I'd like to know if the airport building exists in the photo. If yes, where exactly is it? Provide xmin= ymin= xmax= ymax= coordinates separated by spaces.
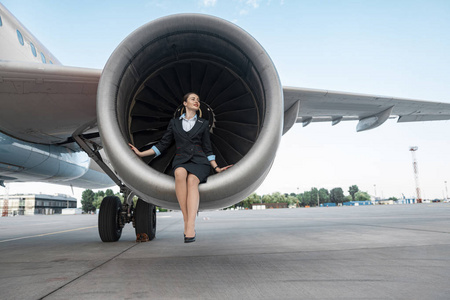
xmin=1 ymin=193 xmax=77 ymax=216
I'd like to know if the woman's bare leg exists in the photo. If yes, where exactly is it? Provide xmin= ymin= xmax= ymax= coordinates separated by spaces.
xmin=185 ymin=174 xmax=200 ymax=237
xmin=174 ymin=167 xmax=188 ymax=234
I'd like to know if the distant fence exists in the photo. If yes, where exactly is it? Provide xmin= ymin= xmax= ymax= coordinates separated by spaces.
xmin=320 ymin=203 xmax=337 ymax=207
xmin=343 ymin=201 xmax=372 ymax=206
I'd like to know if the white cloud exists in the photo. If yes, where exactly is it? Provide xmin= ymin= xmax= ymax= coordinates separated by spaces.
xmin=202 ymin=0 xmax=217 ymax=7
xmin=145 ymin=0 xmax=167 ymax=9
xmin=239 ymin=9 xmax=249 ymax=15
xmin=246 ymin=0 xmax=260 ymax=8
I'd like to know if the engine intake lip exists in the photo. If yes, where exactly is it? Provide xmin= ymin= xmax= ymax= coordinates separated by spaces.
xmin=97 ymin=14 xmax=283 ymax=210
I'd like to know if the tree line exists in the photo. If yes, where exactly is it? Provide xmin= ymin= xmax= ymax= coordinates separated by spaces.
xmin=230 ymin=185 xmax=372 ymax=209
xmin=81 ymin=189 xmax=117 ymax=213
xmin=81 ymin=189 xmax=169 ymax=213
xmin=81 ymin=185 xmax=371 ymax=212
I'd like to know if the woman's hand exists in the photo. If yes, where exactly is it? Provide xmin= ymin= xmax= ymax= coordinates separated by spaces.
xmin=129 ymin=143 xmax=143 ymax=157
xmin=129 ymin=144 xmax=156 ymax=158
xmin=215 ymin=165 xmax=233 ymax=173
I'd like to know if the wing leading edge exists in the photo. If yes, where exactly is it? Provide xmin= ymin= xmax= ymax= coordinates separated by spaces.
xmin=283 ymin=86 xmax=450 ymax=134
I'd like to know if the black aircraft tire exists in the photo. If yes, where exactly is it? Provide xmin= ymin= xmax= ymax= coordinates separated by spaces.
xmin=98 ymin=196 xmax=122 ymax=242
xmin=135 ymin=199 xmax=156 ymax=241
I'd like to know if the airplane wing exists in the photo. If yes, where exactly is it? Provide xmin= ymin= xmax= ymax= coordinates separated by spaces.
xmin=0 ymin=61 xmax=100 ymax=145
xmin=2 ymin=61 xmax=449 ymax=141
xmin=0 ymin=61 xmax=115 ymax=188
xmin=283 ymin=86 xmax=450 ymax=134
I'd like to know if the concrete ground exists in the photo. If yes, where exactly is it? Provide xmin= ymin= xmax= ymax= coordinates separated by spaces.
xmin=0 ymin=203 xmax=449 ymax=299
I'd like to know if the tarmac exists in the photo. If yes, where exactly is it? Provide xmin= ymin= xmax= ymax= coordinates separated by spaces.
xmin=1 ymin=203 xmax=450 ymax=299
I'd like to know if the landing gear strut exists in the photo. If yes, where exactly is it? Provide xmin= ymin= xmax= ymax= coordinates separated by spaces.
xmin=72 ymin=120 xmax=158 ymax=243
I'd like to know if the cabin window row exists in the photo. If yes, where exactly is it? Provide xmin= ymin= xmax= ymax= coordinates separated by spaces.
xmin=0 ymin=13 xmax=53 ymax=64
xmin=14 ymin=26 xmax=53 ymax=64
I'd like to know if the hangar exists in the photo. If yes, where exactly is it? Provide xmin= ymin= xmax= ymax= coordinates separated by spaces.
xmin=0 ymin=194 xmax=77 ymax=216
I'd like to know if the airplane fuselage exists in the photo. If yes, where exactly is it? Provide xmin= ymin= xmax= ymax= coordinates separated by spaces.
xmin=0 ymin=4 xmax=60 ymax=64
xmin=0 ymin=3 xmax=112 ymax=189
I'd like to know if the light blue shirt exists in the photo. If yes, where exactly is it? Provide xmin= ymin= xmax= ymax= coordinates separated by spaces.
xmin=180 ymin=113 xmax=197 ymax=132
xmin=151 ymin=114 xmax=216 ymax=161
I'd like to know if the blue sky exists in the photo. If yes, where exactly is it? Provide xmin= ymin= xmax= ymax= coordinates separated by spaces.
xmin=2 ymin=0 xmax=450 ymax=200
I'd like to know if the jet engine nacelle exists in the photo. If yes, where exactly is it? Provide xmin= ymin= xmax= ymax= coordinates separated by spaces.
xmin=97 ymin=14 xmax=283 ymax=210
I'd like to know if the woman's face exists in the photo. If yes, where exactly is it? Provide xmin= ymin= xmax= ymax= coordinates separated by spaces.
xmin=184 ymin=93 xmax=200 ymax=111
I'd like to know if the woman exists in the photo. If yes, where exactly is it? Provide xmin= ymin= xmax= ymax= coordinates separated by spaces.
xmin=129 ymin=92 xmax=232 ymax=243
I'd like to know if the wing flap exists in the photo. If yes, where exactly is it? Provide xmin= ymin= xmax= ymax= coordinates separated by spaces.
xmin=398 ymin=114 xmax=450 ymax=122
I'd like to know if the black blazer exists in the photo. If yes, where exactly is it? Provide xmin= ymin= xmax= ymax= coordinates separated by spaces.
xmin=153 ymin=117 xmax=214 ymax=168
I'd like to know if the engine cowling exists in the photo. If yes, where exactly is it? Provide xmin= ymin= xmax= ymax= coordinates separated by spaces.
xmin=97 ymin=14 xmax=283 ymax=210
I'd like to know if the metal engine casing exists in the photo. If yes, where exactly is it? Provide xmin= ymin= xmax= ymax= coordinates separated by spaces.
xmin=97 ymin=14 xmax=283 ymax=210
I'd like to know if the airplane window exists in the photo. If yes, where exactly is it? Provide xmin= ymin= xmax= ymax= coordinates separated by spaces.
xmin=30 ymin=43 xmax=37 ymax=57
xmin=17 ymin=30 xmax=24 ymax=45
xmin=0 ymin=15 xmax=3 ymax=26
xmin=40 ymin=52 xmax=46 ymax=63
xmin=49 ymin=61 xmax=53 ymax=64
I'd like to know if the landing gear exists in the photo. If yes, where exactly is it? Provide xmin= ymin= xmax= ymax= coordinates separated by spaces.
xmin=134 ymin=199 xmax=156 ymax=241
xmin=98 ymin=196 xmax=123 ymax=242
xmin=72 ymin=121 xmax=158 ymax=242
xmin=97 ymin=195 xmax=157 ymax=242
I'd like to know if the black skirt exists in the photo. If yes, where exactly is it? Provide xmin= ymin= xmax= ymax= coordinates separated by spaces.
xmin=173 ymin=162 xmax=211 ymax=183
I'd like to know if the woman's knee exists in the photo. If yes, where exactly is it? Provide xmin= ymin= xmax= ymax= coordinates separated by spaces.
xmin=187 ymin=174 xmax=200 ymax=187
xmin=174 ymin=167 xmax=188 ymax=180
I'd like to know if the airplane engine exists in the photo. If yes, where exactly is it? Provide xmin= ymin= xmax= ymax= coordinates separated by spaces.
xmin=97 ymin=14 xmax=283 ymax=210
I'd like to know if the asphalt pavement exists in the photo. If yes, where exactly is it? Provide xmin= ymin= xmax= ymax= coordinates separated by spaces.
xmin=1 ymin=203 xmax=450 ymax=299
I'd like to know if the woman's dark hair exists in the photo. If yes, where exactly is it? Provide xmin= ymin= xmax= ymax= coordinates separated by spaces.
xmin=183 ymin=92 xmax=199 ymax=104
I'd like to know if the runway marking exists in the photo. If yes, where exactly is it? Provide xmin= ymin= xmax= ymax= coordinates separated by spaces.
xmin=0 ymin=226 xmax=97 ymax=243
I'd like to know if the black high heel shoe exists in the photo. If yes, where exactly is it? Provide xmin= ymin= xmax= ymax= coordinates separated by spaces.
xmin=184 ymin=233 xmax=196 ymax=243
